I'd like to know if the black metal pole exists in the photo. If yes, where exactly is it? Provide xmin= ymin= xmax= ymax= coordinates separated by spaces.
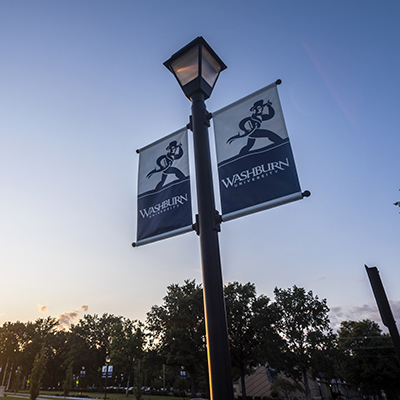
xmin=191 ymin=91 xmax=234 ymax=400
xmin=104 ymin=366 xmax=108 ymax=400
xmin=365 ymin=265 xmax=400 ymax=364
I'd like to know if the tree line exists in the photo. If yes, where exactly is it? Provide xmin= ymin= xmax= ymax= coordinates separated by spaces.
xmin=1 ymin=281 xmax=399 ymax=400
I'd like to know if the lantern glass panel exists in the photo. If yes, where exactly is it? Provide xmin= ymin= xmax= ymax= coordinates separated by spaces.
xmin=170 ymin=45 xmax=199 ymax=87
xmin=201 ymin=45 xmax=221 ymax=88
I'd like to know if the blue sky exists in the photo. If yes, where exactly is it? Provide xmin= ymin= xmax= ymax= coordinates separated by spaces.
xmin=1 ymin=0 xmax=399 ymax=331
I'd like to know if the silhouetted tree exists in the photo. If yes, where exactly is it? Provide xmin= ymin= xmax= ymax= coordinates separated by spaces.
xmin=110 ymin=319 xmax=145 ymax=397
xmin=63 ymin=362 xmax=73 ymax=396
xmin=271 ymin=377 xmax=301 ymax=400
xmin=338 ymin=319 xmax=400 ymax=399
xmin=12 ymin=366 xmax=23 ymax=393
xmin=146 ymin=280 xmax=206 ymax=396
xmin=270 ymin=285 xmax=336 ymax=400
xmin=69 ymin=313 xmax=122 ymax=389
xmin=225 ymin=282 xmax=280 ymax=400
xmin=30 ymin=345 xmax=47 ymax=400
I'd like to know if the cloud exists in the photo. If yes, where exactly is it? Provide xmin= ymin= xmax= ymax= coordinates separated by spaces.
xmin=57 ymin=311 xmax=79 ymax=329
xmin=312 ymin=276 xmax=326 ymax=282
xmin=391 ymin=301 xmax=400 ymax=321
xmin=57 ymin=305 xmax=89 ymax=329
xmin=38 ymin=304 xmax=48 ymax=313
xmin=330 ymin=306 xmax=343 ymax=317
xmin=329 ymin=301 xmax=400 ymax=333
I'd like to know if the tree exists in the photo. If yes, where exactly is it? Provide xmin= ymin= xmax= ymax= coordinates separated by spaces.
xmin=338 ymin=319 xmax=400 ymax=399
xmin=270 ymin=377 xmax=301 ymax=400
xmin=224 ymin=282 xmax=279 ymax=399
xmin=132 ymin=359 xmax=144 ymax=400
xmin=109 ymin=318 xmax=146 ymax=397
xmin=12 ymin=366 xmax=23 ymax=393
xmin=21 ymin=317 xmax=59 ymax=383
xmin=0 ymin=317 xmax=60 ymax=390
xmin=146 ymin=280 xmax=207 ymax=396
xmin=0 ymin=321 xmax=26 ymax=387
xmin=0 ymin=319 xmax=46 ymax=385
xmin=63 ymin=362 xmax=73 ymax=396
xmin=69 ymin=313 xmax=122 ymax=390
xmin=30 ymin=345 xmax=47 ymax=400
xmin=0 ymin=321 xmax=25 ymax=368
xmin=270 ymin=286 xmax=336 ymax=400
xmin=41 ymin=328 xmax=70 ymax=390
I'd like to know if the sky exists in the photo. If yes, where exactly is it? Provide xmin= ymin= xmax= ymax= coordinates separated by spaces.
xmin=1 ymin=0 xmax=399 ymax=332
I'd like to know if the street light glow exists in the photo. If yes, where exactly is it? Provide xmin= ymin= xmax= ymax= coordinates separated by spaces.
xmin=164 ymin=36 xmax=226 ymax=100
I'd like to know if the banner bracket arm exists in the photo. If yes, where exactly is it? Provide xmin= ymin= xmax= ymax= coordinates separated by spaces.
xmin=213 ymin=210 xmax=222 ymax=232
xmin=193 ymin=211 xmax=221 ymax=234
xmin=193 ymin=214 xmax=200 ymax=235
xmin=187 ymin=116 xmax=193 ymax=131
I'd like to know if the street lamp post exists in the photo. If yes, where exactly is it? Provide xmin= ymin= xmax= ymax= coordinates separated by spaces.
xmin=104 ymin=356 xmax=111 ymax=400
xmin=80 ymin=366 xmax=85 ymax=392
xmin=164 ymin=37 xmax=233 ymax=400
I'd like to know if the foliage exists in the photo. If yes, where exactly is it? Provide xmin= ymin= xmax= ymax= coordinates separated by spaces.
xmin=0 ymin=316 xmax=59 ymax=384
xmin=224 ymin=282 xmax=279 ymax=399
xmin=30 ymin=345 xmax=47 ymax=400
xmin=5 ymin=281 xmax=400 ymax=400
xmin=133 ymin=359 xmax=144 ymax=400
xmin=173 ymin=372 xmax=190 ymax=393
xmin=0 ymin=321 xmax=26 ymax=368
xmin=68 ymin=313 xmax=123 ymax=389
xmin=63 ymin=362 xmax=73 ymax=396
xmin=146 ymin=279 xmax=206 ymax=396
xmin=42 ymin=328 xmax=70 ymax=389
xmin=338 ymin=319 xmax=400 ymax=399
xmin=12 ymin=366 xmax=23 ymax=393
xmin=270 ymin=377 xmax=300 ymax=400
xmin=270 ymin=285 xmax=336 ymax=400
xmin=110 ymin=319 xmax=145 ymax=397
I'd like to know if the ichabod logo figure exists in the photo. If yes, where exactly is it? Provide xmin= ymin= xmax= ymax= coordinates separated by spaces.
xmin=146 ymin=140 xmax=186 ymax=190
xmin=227 ymin=99 xmax=283 ymax=156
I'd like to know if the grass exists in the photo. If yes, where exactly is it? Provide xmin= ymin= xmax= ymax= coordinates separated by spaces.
xmin=3 ymin=391 xmax=187 ymax=400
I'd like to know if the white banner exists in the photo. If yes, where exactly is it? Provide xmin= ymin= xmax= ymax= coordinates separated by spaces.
xmin=135 ymin=128 xmax=192 ymax=246
xmin=213 ymin=82 xmax=303 ymax=221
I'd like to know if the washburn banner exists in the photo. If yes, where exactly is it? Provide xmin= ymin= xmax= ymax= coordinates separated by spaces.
xmin=135 ymin=128 xmax=192 ymax=246
xmin=213 ymin=81 xmax=303 ymax=221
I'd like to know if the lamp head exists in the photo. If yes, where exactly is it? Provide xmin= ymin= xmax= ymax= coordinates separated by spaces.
xmin=164 ymin=36 xmax=227 ymax=100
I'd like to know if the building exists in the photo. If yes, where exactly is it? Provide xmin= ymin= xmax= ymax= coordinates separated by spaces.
xmin=234 ymin=365 xmax=358 ymax=400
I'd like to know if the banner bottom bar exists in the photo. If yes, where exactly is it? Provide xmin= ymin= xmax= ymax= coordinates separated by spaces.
xmin=221 ymin=192 xmax=304 ymax=222
xmin=133 ymin=224 xmax=193 ymax=247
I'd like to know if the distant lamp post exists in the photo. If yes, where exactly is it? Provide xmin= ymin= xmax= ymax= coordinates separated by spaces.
xmin=104 ymin=356 xmax=111 ymax=400
xmin=164 ymin=37 xmax=233 ymax=400
xmin=80 ymin=366 xmax=85 ymax=392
